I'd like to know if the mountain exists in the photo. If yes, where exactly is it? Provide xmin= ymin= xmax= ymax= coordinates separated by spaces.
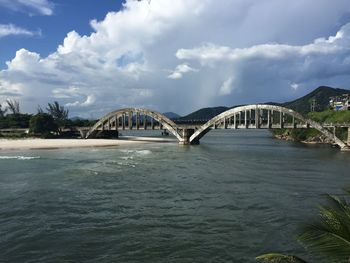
xmin=179 ymin=106 xmax=229 ymax=120
xmin=282 ymin=86 xmax=350 ymax=113
xmin=163 ymin=112 xmax=181 ymax=120
xmin=70 ymin=116 xmax=85 ymax=121
xmin=171 ymin=86 xmax=350 ymax=122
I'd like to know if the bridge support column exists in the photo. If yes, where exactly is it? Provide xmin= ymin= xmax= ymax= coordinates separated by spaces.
xmin=249 ymin=109 xmax=252 ymax=127
xmin=348 ymin=127 xmax=350 ymax=146
xmin=179 ymin=128 xmax=199 ymax=145
xmin=271 ymin=110 xmax=274 ymax=127
xmin=279 ymin=112 xmax=284 ymax=128
xmin=128 ymin=112 xmax=133 ymax=130
xmin=143 ymin=115 xmax=147 ymax=130
xmin=79 ymin=130 xmax=88 ymax=138
xmin=292 ymin=116 xmax=296 ymax=128
xmin=136 ymin=112 xmax=140 ymax=130
xmin=255 ymin=108 xmax=260 ymax=128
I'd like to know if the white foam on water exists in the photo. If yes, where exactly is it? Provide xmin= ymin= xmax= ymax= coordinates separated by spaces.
xmin=0 ymin=156 xmax=40 ymax=160
xmin=135 ymin=150 xmax=152 ymax=155
xmin=120 ymin=156 xmax=134 ymax=160
xmin=117 ymin=162 xmax=136 ymax=168
xmin=119 ymin=149 xmax=152 ymax=155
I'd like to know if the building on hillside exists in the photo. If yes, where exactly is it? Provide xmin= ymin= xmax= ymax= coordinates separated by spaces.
xmin=329 ymin=94 xmax=350 ymax=111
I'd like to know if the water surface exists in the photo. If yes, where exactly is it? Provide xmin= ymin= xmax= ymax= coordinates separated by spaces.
xmin=1 ymin=130 xmax=349 ymax=262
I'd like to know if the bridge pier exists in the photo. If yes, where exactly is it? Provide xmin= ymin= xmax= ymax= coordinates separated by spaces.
xmin=179 ymin=128 xmax=199 ymax=145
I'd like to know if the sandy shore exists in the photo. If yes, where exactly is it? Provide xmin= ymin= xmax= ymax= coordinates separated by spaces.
xmin=0 ymin=137 xmax=175 ymax=150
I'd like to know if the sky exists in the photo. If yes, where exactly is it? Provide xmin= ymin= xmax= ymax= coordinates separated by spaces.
xmin=1 ymin=0 xmax=350 ymax=118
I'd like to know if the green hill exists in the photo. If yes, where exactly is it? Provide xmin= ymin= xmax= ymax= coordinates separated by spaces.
xmin=177 ymin=86 xmax=350 ymax=121
xmin=179 ymin=106 xmax=229 ymax=120
xmin=163 ymin=112 xmax=181 ymax=120
xmin=282 ymin=86 xmax=350 ymax=113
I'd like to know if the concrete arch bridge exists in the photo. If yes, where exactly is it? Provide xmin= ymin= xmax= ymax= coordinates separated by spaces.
xmin=84 ymin=105 xmax=350 ymax=150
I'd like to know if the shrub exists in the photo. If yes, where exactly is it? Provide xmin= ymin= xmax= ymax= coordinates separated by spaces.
xmin=29 ymin=113 xmax=58 ymax=136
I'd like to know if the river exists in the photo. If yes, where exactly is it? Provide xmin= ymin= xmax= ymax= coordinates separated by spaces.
xmin=1 ymin=130 xmax=349 ymax=262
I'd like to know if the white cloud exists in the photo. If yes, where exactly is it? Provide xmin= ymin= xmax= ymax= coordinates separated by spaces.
xmin=175 ymin=32 xmax=347 ymax=64
xmin=0 ymin=0 xmax=54 ymax=15
xmin=168 ymin=63 xmax=198 ymax=79
xmin=0 ymin=80 xmax=23 ymax=96
xmin=52 ymin=86 xmax=81 ymax=99
xmin=65 ymin=95 xmax=96 ymax=108
xmin=219 ymin=77 xmax=235 ymax=95
xmin=0 ymin=24 xmax=40 ymax=38
xmin=1 ymin=0 xmax=350 ymax=117
xmin=290 ymin=83 xmax=299 ymax=90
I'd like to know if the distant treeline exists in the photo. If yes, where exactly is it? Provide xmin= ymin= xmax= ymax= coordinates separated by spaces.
xmin=0 ymin=100 xmax=96 ymax=137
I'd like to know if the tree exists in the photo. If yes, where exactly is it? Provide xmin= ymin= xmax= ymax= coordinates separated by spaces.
xmin=37 ymin=105 xmax=44 ymax=114
xmin=6 ymin=99 xmax=20 ymax=115
xmin=0 ymin=104 xmax=7 ymax=117
xmin=46 ymin=101 xmax=69 ymax=132
xmin=29 ymin=113 xmax=57 ymax=137
xmin=256 ymin=190 xmax=350 ymax=263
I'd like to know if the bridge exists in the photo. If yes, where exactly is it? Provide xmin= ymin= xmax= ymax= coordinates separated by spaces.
xmin=83 ymin=104 xmax=350 ymax=150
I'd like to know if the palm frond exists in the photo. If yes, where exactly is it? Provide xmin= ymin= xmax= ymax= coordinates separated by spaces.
xmin=256 ymin=253 xmax=308 ymax=263
xmin=6 ymin=99 xmax=20 ymax=114
xmin=298 ymin=192 xmax=350 ymax=262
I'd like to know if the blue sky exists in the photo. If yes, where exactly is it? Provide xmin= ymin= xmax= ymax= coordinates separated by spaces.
xmin=1 ymin=0 xmax=350 ymax=117
xmin=0 ymin=0 xmax=122 ymax=68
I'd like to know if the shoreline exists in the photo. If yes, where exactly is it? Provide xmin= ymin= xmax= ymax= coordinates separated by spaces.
xmin=0 ymin=137 xmax=176 ymax=150
xmin=274 ymin=134 xmax=338 ymax=147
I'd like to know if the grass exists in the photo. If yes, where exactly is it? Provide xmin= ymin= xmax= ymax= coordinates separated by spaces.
xmin=307 ymin=110 xmax=350 ymax=124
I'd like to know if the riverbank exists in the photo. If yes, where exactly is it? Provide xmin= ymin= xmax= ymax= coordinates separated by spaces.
xmin=272 ymin=128 xmax=336 ymax=146
xmin=273 ymin=133 xmax=334 ymax=145
xmin=0 ymin=137 xmax=175 ymax=150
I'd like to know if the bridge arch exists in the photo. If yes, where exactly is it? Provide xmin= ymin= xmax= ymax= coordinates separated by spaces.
xmin=85 ymin=108 xmax=183 ymax=141
xmin=189 ymin=104 xmax=347 ymax=149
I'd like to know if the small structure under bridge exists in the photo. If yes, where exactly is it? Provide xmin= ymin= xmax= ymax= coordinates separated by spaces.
xmin=81 ymin=104 xmax=350 ymax=151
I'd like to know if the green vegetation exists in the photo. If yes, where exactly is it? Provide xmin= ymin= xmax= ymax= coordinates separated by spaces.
xmin=283 ymin=86 xmax=350 ymax=114
xmin=46 ymin=101 xmax=69 ymax=133
xmin=308 ymin=110 xmax=350 ymax=124
xmin=273 ymin=109 xmax=350 ymax=143
xmin=180 ymin=106 xmax=229 ymax=120
xmin=256 ymin=189 xmax=350 ymax=263
xmin=0 ymin=100 xmax=31 ymax=129
xmin=163 ymin=112 xmax=181 ymax=119
xmin=0 ymin=113 xmax=32 ymax=129
xmin=6 ymin=99 xmax=20 ymax=115
xmin=0 ymin=100 xmax=95 ymax=138
xmin=29 ymin=113 xmax=58 ymax=138
xmin=0 ymin=103 xmax=7 ymax=117
xmin=273 ymin=128 xmax=322 ymax=142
